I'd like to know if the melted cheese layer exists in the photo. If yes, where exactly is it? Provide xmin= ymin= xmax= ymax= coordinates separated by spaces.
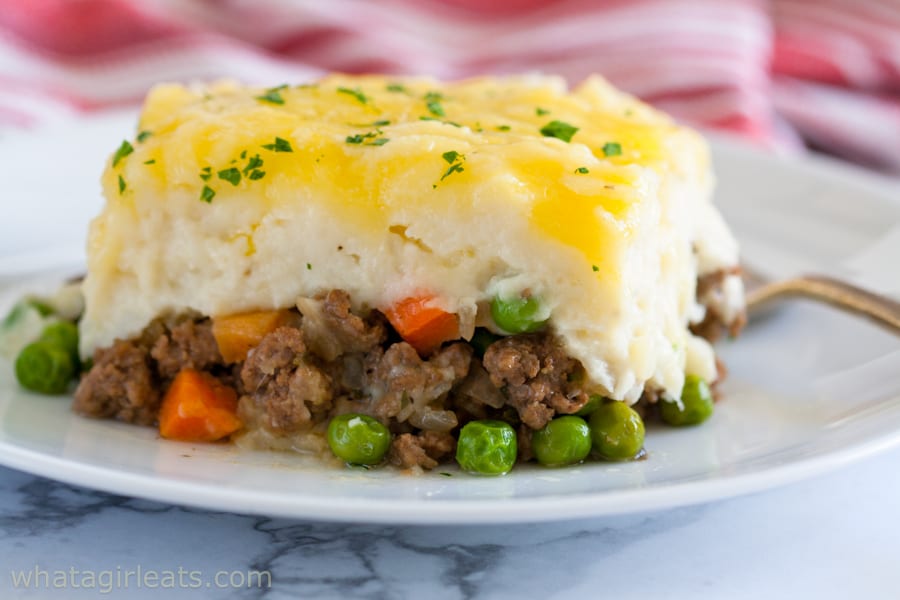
xmin=80 ymin=74 xmax=743 ymax=401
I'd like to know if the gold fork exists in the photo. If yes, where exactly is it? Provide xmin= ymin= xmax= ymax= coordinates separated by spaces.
xmin=743 ymin=268 xmax=900 ymax=334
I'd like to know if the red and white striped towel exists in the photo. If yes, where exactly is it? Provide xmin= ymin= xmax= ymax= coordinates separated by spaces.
xmin=1 ymin=0 xmax=898 ymax=172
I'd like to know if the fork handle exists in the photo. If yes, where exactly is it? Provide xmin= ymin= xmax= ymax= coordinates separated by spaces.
xmin=746 ymin=274 xmax=900 ymax=334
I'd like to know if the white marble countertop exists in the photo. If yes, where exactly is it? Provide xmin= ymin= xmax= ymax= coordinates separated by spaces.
xmin=1 ymin=446 xmax=898 ymax=599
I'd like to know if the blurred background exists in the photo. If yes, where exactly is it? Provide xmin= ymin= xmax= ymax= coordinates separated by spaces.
xmin=0 ymin=0 xmax=898 ymax=174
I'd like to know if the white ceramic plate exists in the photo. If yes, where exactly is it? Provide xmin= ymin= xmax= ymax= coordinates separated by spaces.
xmin=1 ymin=115 xmax=899 ymax=524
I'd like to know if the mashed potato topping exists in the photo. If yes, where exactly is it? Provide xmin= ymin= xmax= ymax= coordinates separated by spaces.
xmin=80 ymin=74 xmax=743 ymax=402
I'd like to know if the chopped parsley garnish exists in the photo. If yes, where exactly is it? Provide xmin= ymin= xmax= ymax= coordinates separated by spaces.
xmin=143 ymin=159 xmax=156 ymax=165
xmin=242 ymin=154 xmax=263 ymax=175
xmin=592 ymin=264 xmax=600 ymax=272
xmin=237 ymin=152 xmax=266 ymax=179
xmin=200 ymin=185 xmax=215 ymax=203
xmin=200 ymin=166 xmax=212 ymax=181
xmin=217 ymin=167 xmax=241 ymax=186
xmin=536 ymin=107 xmax=550 ymax=116
xmin=386 ymin=83 xmax=407 ymax=93
xmin=438 ymin=150 xmax=466 ymax=183
xmin=112 ymin=140 xmax=134 ymax=167
xmin=256 ymin=85 xmax=286 ymax=105
xmin=439 ymin=472 xmax=453 ymax=477
xmin=337 ymin=86 xmax=369 ymax=104
xmin=575 ymin=167 xmax=589 ymax=174
xmin=136 ymin=130 xmax=153 ymax=143
xmin=441 ymin=163 xmax=465 ymax=181
xmin=602 ymin=142 xmax=622 ymax=157
xmin=346 ymin=119 xmax=391 ymax=129
xmin=424 ymin=91 xmax=445 ymax=117
xmin=117 ymin=175 xmax=126 ymax=194
xmin=419 ymin=116 xmax=461 ymax=127
xmin=496 ymin=124 xmax=511 ymax=132
xmin=540 ymin=120 xmax=579 ymax=143
xmin=306 ymin=263 xmax=312 ymax=270
xmin=346 ymin=130 xmax=388 ymax=146
xmin=262 ymin=137 xmax=293 ymax=152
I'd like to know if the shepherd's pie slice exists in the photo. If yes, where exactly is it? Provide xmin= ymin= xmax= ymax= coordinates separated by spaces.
xmin=75 ymin=74 xmax=745 ymax=458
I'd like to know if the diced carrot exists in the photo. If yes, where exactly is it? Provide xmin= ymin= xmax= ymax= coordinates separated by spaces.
xmin=158 ymin=369 xmax=242 ymax=442
xmin=211 ymin=309 xmax=293 ymax=363
xmin=384 ymin=295 xmax=460 ymax=356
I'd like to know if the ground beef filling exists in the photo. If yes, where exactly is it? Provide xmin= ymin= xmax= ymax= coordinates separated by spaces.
xmin=73 ymin=316 xmax=224 ymax=425
xmin=74 ymin=275 xmax=742 ymax=469
xmin=691 ymin=266 xmax=747 ymax=342
xmin=482 ymin=334 xmax=590 ymax=430
xmin=239 ymin=326 xmax=334 ymax=434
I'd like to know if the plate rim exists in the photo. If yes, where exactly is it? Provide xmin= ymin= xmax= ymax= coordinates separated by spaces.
xmin=1 ymin=424 xmax=899 ymax=524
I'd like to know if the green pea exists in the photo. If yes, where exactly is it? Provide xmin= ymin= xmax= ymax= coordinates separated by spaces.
xmin=575 ymin=394 xmax=603 ymax=416
xmin=589 ymin=401 xmax=645 ymax=460
xmin=40 ymin=321 xmax=79 ymax=362
xmin=660 ymin=375 xmax=714 ymax=426
xmin=327 ymin=413 xmax=392 ymax=465
xmin=490 ymin=295 xmax=548 ymax=334
xmin=15 ymin=341 xmax=76 ymax=395
xmin=456 ymin=419 xmax=517 ymax=475
xmin=469 ymin=328 xmax=501 ymax=357
xmin=532 ymin=416 xmax=592 ymax=467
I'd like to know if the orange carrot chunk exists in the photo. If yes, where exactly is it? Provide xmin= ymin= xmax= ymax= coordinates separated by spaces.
xmin=211 ymin=309 xmax=292 ymax=363
xmin=158 ymin=369 xmax=242 ymax=442
xmin=384 ymin=295 xmax=460 ymax=356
